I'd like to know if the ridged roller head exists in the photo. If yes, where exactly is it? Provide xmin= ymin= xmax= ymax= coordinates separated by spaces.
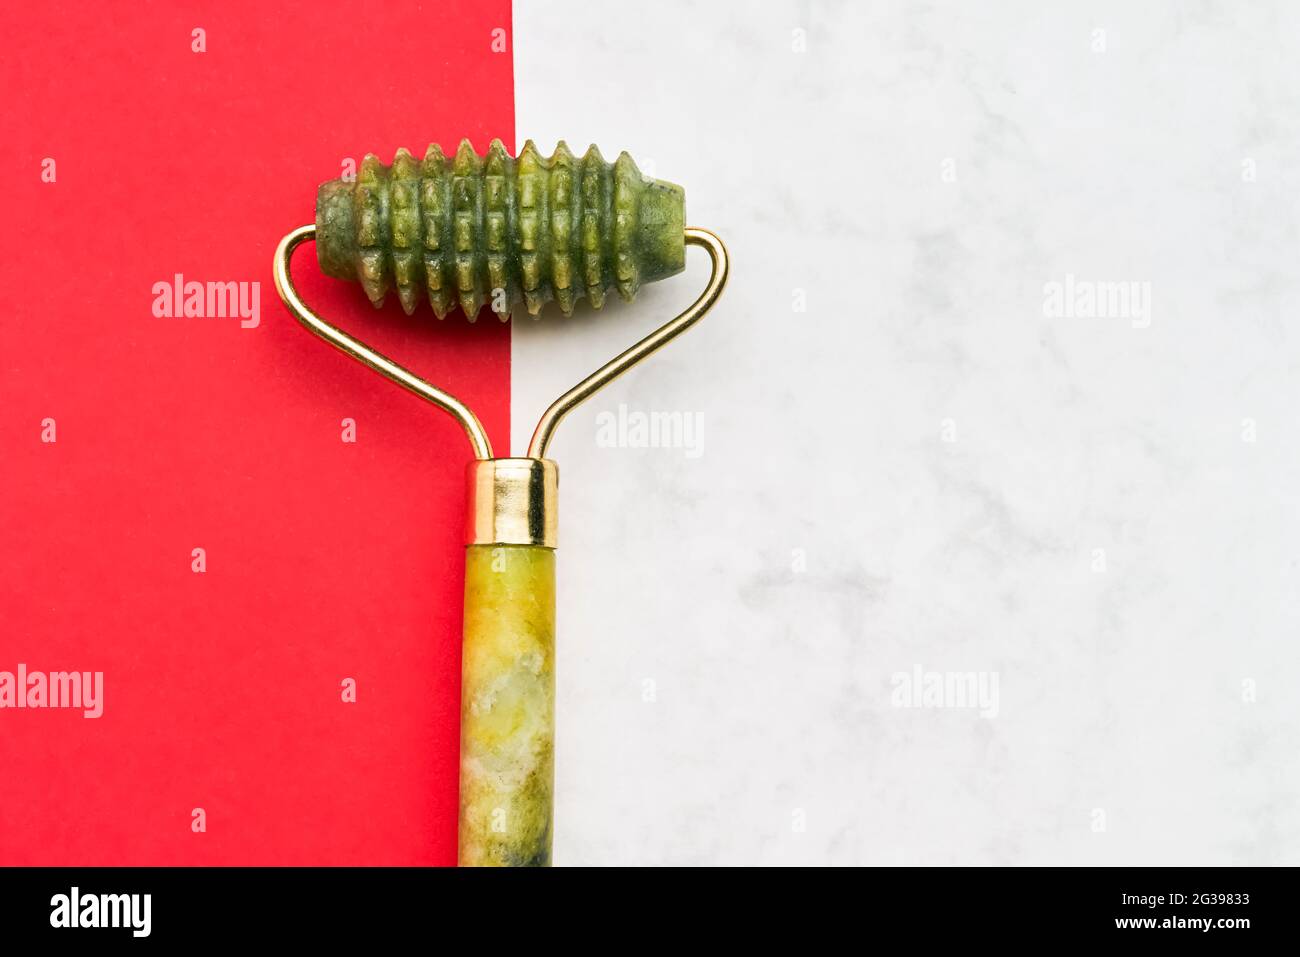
xmin=315 ymin=138 xmax=686 ymax=319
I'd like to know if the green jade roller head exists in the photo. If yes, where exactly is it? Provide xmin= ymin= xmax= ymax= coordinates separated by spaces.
xmin=272 ymin=138 xmax=729 ymax=867
xmin=314 ymin=138 xmax=687 ymax=319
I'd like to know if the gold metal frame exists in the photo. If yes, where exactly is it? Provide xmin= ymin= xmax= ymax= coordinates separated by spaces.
xmin=273 ymin=225 xmax=728 ymax=545
xmin=272 ymin=225 xmax=728 ymax=462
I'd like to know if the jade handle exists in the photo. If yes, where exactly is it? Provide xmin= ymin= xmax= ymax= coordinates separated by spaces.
xmin=457 ymin=543 xmax=556 ymax=866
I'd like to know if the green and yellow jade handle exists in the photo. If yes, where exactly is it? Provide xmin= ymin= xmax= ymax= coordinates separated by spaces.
xmin=271 ymin=140 xmax=729 ymax=866
xmin=459 ymin=459 xmax=558 ymax=866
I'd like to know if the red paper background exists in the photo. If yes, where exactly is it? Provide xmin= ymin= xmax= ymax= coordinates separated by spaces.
xmin=0 ymin=0 xmax=513 ymax=864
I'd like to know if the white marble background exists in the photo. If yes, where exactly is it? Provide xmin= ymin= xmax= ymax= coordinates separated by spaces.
xmin=511 ymin=0 xmax=1300 ymax=865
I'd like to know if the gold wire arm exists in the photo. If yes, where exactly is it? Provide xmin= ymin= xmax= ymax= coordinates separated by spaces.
xmin=273 ymin=225 xmax=494 ymax=460
xmin=526 ymin=227 xmax=730 ymax=459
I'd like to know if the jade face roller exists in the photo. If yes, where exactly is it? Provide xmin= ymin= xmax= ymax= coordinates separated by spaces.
xmin=272 ymin=139 xmax=728 ymax=866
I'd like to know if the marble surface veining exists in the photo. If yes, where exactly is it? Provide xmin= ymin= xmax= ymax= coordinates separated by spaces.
xmin=512 ymin=0 xmax=1300 ymax=865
